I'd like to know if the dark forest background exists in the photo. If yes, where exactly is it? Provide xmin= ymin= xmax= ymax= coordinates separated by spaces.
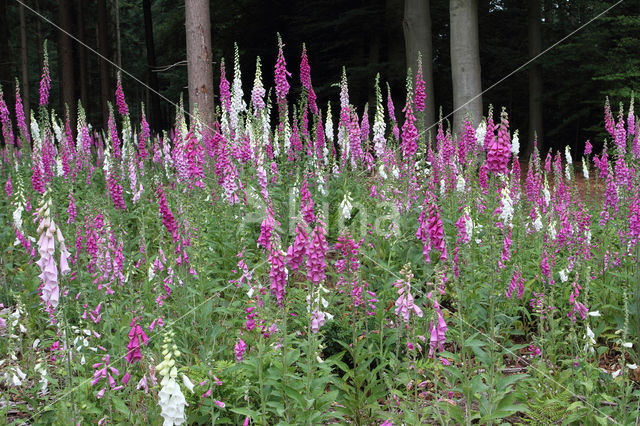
xmin=1 ymin=0 xmax=638 ymax=155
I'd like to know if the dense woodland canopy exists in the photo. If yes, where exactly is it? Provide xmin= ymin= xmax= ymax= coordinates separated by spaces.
xmin=1 ymin=0 xmax=639 ymax=154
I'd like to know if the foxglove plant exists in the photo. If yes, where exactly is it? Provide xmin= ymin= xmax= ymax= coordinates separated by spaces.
xmin=39 ymin=41 xmax=51 ymax=107
xmin=251 ymin=57 xmax=266 ymax=114
xmin=387 ymin=82 xmax=399 ymax=142
xmin=306 ymin=220 xmax=328 ymax=284
xmin=325 ymin=102 xmax=336 ymax=160
xmin=274 ymin=34 xmax=291 ymax=122
xmin=231 ymin=43 xmax=247 ymax=134
xmin=14 ymin=80 xmax=29 ymax=147
xmin=414 ymin=52 xmax=426 ymax=113
xmin=486 ymin=107 xmax=511 ymax=175
xmin=91 ymin=354 xmax=123 ymax=398
xmin=401 ymin=74 xmax=419 ymax=159
xmin=0 ymin=86 xmax=15 ymax=148
xmin=372 ymin=74 xmax=387 ymax=158
xmin=417 ymin=194 xmax=447 ymax=264
xmin=338 ymin=68 xmax=351 ymax=165
xmin=269 ymin=242 xmax=288 ymax=305
xmin=394 ymin=265 xmax=423 ymax=323
xmin=67 ymin=192 xmax=76 ymax=224
xmin=349 ymin=111 xmax=363 ymax=168
xmin=115 ymin=72 xmax=129 ymax=117
xmin=107 ymin=104 xmax=122 ymax=160
xmin=138 ymin=107 xmax=150 ymax=160
xmin=604 ymin=96 xmax=615 ymax=138
xmin=125 ymin=317 xmax=149 ymax=364
xmin=156 ymin=330 xmax=189 ymax=425
xmin=286 ymin=222 xmax=308 ymax=272
xmin=34 ymin=190 xmax=71 ymax=309
xmin=427 ymin=295 xmax=447 ymax=358
xmin=300 ymin=43 xmax=318 ymax=114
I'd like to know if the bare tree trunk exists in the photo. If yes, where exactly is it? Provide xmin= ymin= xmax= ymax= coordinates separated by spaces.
xmin=368 ymin=33 xmax=380 ymax=108
xmin=114 ymin=0 xmax=122 ymax=68
xmin=185 ymin=0 xmax=214 ymax=125
xmin=58 ymin=0 xmax=76 ymax=132
xmin=19 ymin=2 xmax=30 ymax=129
xmin=76 ymin=0 xmax=88 ymax=111
xmin=36 ymin=0 xmax=43 ymax=64
xmin=527 ymin=0 xmax=543 ymax=158
xmin=403 ymin=0 xmax=436 ymax=136
xmin=98 ymin=0 xmax=111 ymax=129
xmin=0 ymin=0 xmax=13 ymax=91
xmin=385 ymin=0 xmax=405 ymax=78
xmin=143 ymin=0 xmax=162 ymax=131
xmin=450 ymin=0 xmax=483 ymax=137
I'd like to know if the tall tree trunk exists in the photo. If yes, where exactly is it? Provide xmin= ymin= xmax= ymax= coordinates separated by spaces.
xmin=185 ymin=0 xmax=215 ymax=125
xmin=527 ymin=0 xmax=543 ymax=157
xmin=449 ymin=0 xmax=483 ymax=137
xmin=368 ymin=33 xmax=380 ymax=109
xmin=36 ymin=0 xmax=43 ymax=64
xmin=76 ymin=0 xmax=88 ymax=111
xmin=403 ymin=0 xmax=436 ymax=136
xmin=0 ymin=0 xmax=12 ymax=91
xmin=385 ymin=0 xmax=405 ymax=85
xmin=114 ymin=0 xmax=122 ymax=68
xmin=143 ymin=0 xmax=162 ymax=131
xmin=19 ymin=2 xmax=30 ymax=130
xmin=58 ymin=0 xmax=76 ymax=132
xmin=98 ymin=0 xmax=111 ymax=129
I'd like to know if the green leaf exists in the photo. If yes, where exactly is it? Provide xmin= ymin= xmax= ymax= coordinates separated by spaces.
xmin=111 ymin=395 xmax=131 ymax=417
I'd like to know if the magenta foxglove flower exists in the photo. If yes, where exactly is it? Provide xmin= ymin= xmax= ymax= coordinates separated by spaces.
xmin=219 ymin=59 xmax=232 ymax=114
xmin=125 ymin=317 xmax=149 ymax=364
xmin=349 ymin=112 xmax=363 ymax=167
xmin=234 ymin=338 xmax=247 ymax=362
xmin=156 ymin=185 xmax=177 ymax=239
xmin=184 ymin=131 xmax=205 ymax=188
xmin=584 ymin=140 xmax=592 ymax=156
xmin=300 ymin=179 xmax=316 ymax=224
xmin=0 ymin=88 xmax=14 ymax=147
xmin=428 ymin=298 xmax=447 ymax=358
xmin=106 ymin=106 xmax=122 ymax=160
xmin=257 ymin=209 xmax=275 ymax=251
xmin=274 ymin=34 xmax=291 ymax=106
xmin=393 ymin=267 xmax=422 ymax=323
xmin=115 ymin=74 xmax=129 ymax=116
xmin=604 ymin=97 xmax=615 ymax=138
xmin=506 ymin=268 xmax=525 ymax=300
xmin=269 ymin=247 xmax=288 ymax=305
xmin=387 ymin=83 xmax=396 ymax=124
xmin=139 ymin=109 xmax=150 ymax=159
xmin=418 ymin=196 xmax=447 ymax=264
xmin=414 ymin=55 xmax=426 ymax=113
xmin=401 ymin=92 xmax=418 ymax=159
xmin=300 ymin=44 xmax=318 ymax=114
xmin=629 ymin=191 xmax=640 ymax=242
xmin=39 ymin=44 xmax=51 ymax=106
xmin=286 ymin=223 xmax=308 ymax=271
xmin=67 ymin=193 xmax=76 ymax=224
xmin=306 ymin=222 xmax=328 ymax=284
xmin=14 ymin=81 xmax=28 ymax=146
xmin=486 ymin=107 xmax=511 ymax=175
xmin=5 ymin=175 xmax=11 ymax=198
xmin=461 ymin=117 xmax=476 ymax=164
xmin=108 ymin=172 xmax=125 ymax=211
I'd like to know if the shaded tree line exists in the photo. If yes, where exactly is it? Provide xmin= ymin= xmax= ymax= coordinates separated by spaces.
xmin=1 ymin=0 xmax=638 ymax=154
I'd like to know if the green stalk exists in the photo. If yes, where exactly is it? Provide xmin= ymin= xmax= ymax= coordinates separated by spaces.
xmin=258 ymin=338 xmax=267 ymax=425
xmin=63 ymin=313 xmax=77 ymax=422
